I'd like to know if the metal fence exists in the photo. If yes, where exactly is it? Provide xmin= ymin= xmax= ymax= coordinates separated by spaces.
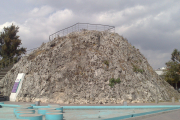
xmin=49 ymin=23 xmax=115 ymax=41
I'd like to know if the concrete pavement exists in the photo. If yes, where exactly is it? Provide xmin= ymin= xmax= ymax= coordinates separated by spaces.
xmin=2 ymin=101 xmax=180 ymax=120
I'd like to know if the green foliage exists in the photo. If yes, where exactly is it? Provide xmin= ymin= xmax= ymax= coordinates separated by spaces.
xmin=163 ymin=49 xmax=180 ymax=89
xmin=103 ymin=60 xmax=109 ymax=67
xmin=171 ymin=49 xmax=180 ymax=62
xmin=109 ymin=78 xmax=121 ymax=88
xmin=0 ymin=24 xmax=26 ymax=60
xmin=163 ymin=60 xmax=180 ymax=89
xmin=133 ymin=65 xmax=144 ymax=73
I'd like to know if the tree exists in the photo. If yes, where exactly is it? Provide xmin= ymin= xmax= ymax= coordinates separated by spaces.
xmin=171 ymin=49 xmax=180 ymax=62
xmin=164 ymin=61 xmax=180 ymax=89
xmin=163 ymin=49 xmax=180 ymax=89
xmin=0 ymin=24 xmax=26 ymax=60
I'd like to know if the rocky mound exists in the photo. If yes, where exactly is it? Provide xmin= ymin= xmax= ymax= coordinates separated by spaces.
xmin=1 ymin=30 xmax=179 ymax=104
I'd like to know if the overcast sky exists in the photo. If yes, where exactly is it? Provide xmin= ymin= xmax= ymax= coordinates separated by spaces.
xmin=0 ymin=0 xmax=180 ymax=69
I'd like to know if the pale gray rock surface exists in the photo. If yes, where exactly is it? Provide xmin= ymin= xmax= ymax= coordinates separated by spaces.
xmin=0 ymin=30 xmax=179 ymax=104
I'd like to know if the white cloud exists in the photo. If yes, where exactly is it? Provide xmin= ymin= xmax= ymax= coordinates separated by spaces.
xmin=48 ymin=9 xmax=74 ymax=27
xmin=0 ymin=22 xmax=15 ymax=31
xmin=28 ymin=5 xmax=54 ymax=17
xmin=94 ymin=5 xmax=148 ymax=26
xmin=0 ymin=7 xmax=75 ymax=50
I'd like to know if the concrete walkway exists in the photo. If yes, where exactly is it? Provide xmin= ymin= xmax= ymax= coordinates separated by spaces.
xmin=125 ymin=108 xmax=180 ymax=120
xmin=2 ymin=101 xmax=180 ymax=120
xmin=142 ymin=109 xmax=180 ymax=120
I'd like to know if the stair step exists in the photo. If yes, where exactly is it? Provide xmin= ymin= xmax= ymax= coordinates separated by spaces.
xmin=0 ymin=72 xmax=10 ymax=74
xmin=0 ymin=70 xmax=11 ymax=72
xmin=0 ymin=75 xmax=6 ymax=78
xmin=0 ymin=65 xmax=13 ymax=80
xmin=0 ymin=74 xmax=7 ymax=76
xmin=1 ymin=68 xmax=12 ymax=70
xmin=1 ymin=66 xmax=13 ymax=68
xmin=0 ymin=98 xmax=6 ymax=101
xmin=0 ymin=76 xmax=6 ymax=78
xmin=0 ymin=71 xmax=8 ymax=73
xmin=0 ymin=66 xmax=13 ymax=69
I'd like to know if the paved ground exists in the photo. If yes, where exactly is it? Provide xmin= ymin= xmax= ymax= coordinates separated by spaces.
xmin=124 ymin=108 xmax=180 ymax=120
xmin=1 ymin=101 xmax=180 ymax=120
xmin=142 ymin=109 xmax=180 ymax=120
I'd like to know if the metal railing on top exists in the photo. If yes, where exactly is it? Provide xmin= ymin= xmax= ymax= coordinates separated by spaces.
xmin=49 ymin=23 xmax=115 ymax=41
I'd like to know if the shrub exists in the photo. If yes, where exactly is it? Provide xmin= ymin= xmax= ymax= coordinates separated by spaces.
xmin=116 ymin=78 xmax=121 ymax=83
xmin=109 ymin=78 xmax=121 ymax=88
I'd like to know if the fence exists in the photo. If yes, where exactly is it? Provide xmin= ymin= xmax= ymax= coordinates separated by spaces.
xmin=49 ymin=23 xmax=115 ymax=41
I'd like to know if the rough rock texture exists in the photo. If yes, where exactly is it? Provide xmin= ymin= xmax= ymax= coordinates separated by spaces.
xmin=1 ymin=30 xmax=179 ymax=104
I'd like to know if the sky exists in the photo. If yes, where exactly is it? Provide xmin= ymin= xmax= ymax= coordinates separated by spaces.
xmin=0 ymin=0 xmax=180 ymax=69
